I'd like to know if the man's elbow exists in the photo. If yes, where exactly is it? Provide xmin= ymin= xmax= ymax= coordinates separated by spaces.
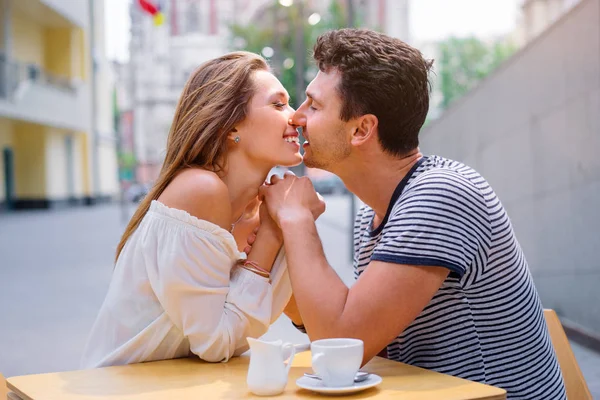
xmin=304 ymin=324 xmax=383 ymax=367
xmin=361 ymin=349 xmax=380 ymax=367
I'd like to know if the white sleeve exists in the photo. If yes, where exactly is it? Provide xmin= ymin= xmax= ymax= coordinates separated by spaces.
xmin=146 ymin=227 xmax=274 ymax=363
xmin=230 ymin=248 xmax=292 ymax=357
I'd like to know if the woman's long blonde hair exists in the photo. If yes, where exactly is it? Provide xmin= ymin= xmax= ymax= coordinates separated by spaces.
xmin=115 ymin=51 xmax=269 ymax=261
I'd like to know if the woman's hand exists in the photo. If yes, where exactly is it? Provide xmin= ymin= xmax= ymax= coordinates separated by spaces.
xmin=244 ymin=226 xmax=259 ymax=255
xmin=232 ymin=198 xmax=260 ymax=254
xmin=259 ymin=196 xmax=283 ymax=239
xmin=244 ymin=200 xmax=282 ymax=254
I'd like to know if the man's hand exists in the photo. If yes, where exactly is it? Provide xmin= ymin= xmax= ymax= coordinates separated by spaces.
xmin=259 ymin=174 xmax=326 ymax=227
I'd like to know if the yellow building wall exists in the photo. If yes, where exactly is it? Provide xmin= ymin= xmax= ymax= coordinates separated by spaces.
xmin=0 ymin=119 xmax=14 ymax=203
xmin=44 ymin=28 xmax=73 ymax=78
xmin=44 ymin=27 xmax=86 ymax=80
xmin=0 ymin=2 xmax=7 ymax=53
xmin=5 ymin=125 xmax=90 ymax=201
xmin=44 ymin=129 xmax=87 ymax=199
xmin=5 ymin=3 xmax=115 ymax=204
xmin=11 ymin=11 xmax=45 ymax=66
xmin=73 ymin=28 xmax=87 ymax=80
xmin=80 ymin=132 xmax=91 ymax=196
xmin=11 ymin=12 xmax=85 ymax=80
xmin=13 ymin=122 xmax=46 ymax=198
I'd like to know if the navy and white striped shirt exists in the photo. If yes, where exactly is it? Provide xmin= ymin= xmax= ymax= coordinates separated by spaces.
xmin=353 ymin=155 xmax=566 ymax=399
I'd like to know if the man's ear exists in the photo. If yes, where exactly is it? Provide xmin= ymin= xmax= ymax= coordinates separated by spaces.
xmin=350 ymin=114 xmax=378 ymax=147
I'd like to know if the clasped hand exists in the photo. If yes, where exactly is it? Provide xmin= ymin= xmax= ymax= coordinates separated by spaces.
xmin=245 ymin=173 xmax=326 ymax=253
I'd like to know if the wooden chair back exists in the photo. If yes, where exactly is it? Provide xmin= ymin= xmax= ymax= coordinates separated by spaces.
xmin=544 ymin=309 xmax=593 ymax=400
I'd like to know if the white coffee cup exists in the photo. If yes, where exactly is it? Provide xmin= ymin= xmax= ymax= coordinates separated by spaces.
xmin=311 ymin=338 xmax=364 ymax=387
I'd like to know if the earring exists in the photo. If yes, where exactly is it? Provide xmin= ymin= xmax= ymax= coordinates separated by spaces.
xmin=234 ymin=136 xmax=241 ymax=144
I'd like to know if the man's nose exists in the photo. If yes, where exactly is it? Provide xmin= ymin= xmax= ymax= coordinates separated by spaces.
xmin=289 ymin=107 xmax=306 ymax=128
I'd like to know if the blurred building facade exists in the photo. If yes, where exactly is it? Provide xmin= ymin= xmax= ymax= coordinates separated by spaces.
xmin=356 ymin=0 xmax=410 ymax=43
xmin=123 ymin=0 xmax=410 ymax=184
xmin=0 ymin=0 xmax=118 ymax=211
xmin=126 ymin=0 xmax=249 ymax=184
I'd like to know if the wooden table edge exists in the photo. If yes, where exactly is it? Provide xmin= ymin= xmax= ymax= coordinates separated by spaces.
xmin=5 ymin=355 xmax=508 ymax=400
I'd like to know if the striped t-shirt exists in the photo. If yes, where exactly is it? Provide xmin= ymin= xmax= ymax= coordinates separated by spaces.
xmin=353 ymin=155 xmax=566 ymax=399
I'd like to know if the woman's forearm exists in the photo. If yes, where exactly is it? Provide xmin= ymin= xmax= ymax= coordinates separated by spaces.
xmin=245 ymin=228 xmax=282 ymax=273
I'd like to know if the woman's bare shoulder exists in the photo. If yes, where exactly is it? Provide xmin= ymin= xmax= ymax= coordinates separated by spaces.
xmin=158 ymin=169 xmax=231 ymax=231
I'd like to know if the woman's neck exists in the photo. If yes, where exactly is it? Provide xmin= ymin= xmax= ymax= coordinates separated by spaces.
xmin=220 ymin=154 xmax=272 ymax=224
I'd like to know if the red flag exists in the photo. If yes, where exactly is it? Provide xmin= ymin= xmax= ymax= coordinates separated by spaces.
xmin=138 ymin=0 xmax=159 ymax=15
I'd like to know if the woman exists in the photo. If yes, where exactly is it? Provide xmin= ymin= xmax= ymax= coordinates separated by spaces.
xmin=81 ymin=52 xmax=313 ymax=368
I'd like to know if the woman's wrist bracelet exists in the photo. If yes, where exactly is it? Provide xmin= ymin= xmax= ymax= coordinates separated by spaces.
xmin=239 ymin=265 xmax=270 ymax=281
xmin=243 ymin=259 xmax=270 ymax=275
xmin=238 ymin=260 xmax=271 ymax=282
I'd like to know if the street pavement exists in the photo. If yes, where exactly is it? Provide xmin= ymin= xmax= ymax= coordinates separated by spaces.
xmin=0 ymin=196 xmax=598 ymax=397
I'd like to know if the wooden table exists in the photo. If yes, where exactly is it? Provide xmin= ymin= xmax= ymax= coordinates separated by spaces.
xmin=7 ymin=351 xmax=506 ymax=399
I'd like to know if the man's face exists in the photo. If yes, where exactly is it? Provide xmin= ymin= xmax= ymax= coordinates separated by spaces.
xmin=291 ymin=69 xmax=352 ymax=170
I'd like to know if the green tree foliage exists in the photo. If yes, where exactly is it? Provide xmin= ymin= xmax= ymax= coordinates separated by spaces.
xmin=438 ymin=36 xmax=516 ymax=109
xmin=229 ymin=0 xmax=347 ymax=107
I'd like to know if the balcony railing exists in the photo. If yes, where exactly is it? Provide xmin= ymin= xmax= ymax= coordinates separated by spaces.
xmin=0 ymin=52 xmax=76 ymax=100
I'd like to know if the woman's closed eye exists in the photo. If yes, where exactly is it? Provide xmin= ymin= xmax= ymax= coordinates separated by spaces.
xmin=274 ymin=102 xmax=287 ymax=109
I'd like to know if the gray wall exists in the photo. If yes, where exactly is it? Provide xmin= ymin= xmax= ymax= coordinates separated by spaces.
xmin=420 ymin=0 xmax=600 ymax=334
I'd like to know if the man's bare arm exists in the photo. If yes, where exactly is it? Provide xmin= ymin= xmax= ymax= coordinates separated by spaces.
xmin=280 ymin=211 xmax=448 ymax=364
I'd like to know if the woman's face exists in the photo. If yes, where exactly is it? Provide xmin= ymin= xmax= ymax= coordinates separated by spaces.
xmin=234 ymin=70 xmax=302 ymax=168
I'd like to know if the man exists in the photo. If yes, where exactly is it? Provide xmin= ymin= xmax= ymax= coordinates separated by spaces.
xmin=259 ymin=29 xmax=566 ymax=399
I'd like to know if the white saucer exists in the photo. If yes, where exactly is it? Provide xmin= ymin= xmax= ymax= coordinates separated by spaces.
xmin=296 ymin=374 xmax=382 ymax=395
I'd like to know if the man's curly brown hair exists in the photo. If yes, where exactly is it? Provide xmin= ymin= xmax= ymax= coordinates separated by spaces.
xmin=313 ymin=28 xmax=433 ymax=156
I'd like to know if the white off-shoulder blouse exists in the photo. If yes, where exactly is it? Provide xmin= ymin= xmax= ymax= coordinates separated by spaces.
xmin=81 ymin=200 xmax=292 ymax=368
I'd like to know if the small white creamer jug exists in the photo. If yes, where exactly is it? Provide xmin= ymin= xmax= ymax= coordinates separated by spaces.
xmin=246 ymin=337 xmax=296 ymax=396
